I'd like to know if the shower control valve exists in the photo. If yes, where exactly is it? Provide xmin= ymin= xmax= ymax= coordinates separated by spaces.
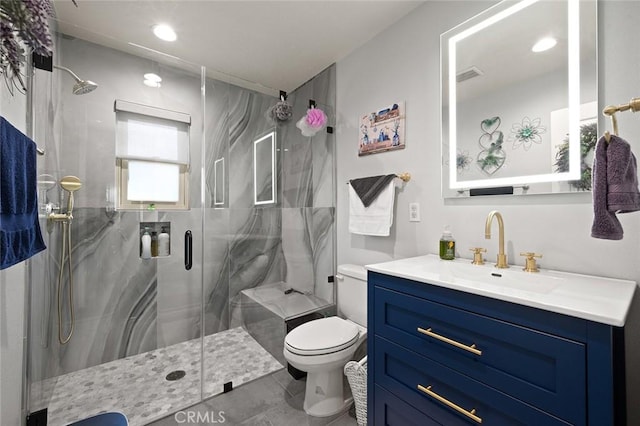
xmin=48 ymin=212 xmax=72 ymax=223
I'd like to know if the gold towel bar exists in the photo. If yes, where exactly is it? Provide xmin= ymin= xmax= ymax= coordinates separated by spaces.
xmin=418 ymin=385 xmax=483 ymax=424
xmin=603 ymin=97 xmax=640 ymax=143
xmin=396 ymin=172 xmax=411 ymax=182
xmin=345 ymin=172 xmax=411 ymax=184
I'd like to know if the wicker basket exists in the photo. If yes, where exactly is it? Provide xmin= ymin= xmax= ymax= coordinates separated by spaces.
xmin=344 ymin=356 xmax=367 ymax=426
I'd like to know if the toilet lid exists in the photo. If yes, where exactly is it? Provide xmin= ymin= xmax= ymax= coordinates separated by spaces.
xmin=285 ymin=317 xmax=359 ymax=356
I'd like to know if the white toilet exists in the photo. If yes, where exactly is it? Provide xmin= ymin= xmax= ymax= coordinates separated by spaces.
xmin=284 ymin=264 xmax=367 ymax=417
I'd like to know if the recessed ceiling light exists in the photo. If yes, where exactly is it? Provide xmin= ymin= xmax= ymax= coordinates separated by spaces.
xmin=144 ymin=73 xmax=162 ymax=83
xmin=143 ymin=79 xmax=161 ymax=88
xmin=532 ymin=37 xmax=557 ymax=53
xmin=152 ymin=24 xmax=177 ymax=42
xmin=143 ymin=72 xmax=162 ymax=88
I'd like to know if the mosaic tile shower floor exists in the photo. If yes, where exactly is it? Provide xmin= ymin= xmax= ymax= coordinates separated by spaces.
xmin=34 ymin=327 xmax=284 ymax=426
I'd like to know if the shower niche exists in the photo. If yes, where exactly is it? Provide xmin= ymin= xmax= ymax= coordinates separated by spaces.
xmin=140 ymin=222 xmax=171 ymax=259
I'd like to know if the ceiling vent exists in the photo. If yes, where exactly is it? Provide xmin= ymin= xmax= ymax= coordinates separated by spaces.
xmin=456 ymin=66 xmax=483 ymax=83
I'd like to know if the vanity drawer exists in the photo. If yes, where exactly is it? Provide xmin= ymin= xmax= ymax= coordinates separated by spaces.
xmin=374 ymin=385 xmax=442 ymax=425
xmin=374 ymin=337 xmax=573 ymax=426
xmin=374 ymin=286 xmax=586 ymax=425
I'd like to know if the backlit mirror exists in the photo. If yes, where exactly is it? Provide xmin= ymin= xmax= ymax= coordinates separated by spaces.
xmin=253 ymin=131 xmax=276 ymax=205
xmin=441 ymin=0 xmax=597 ymax=197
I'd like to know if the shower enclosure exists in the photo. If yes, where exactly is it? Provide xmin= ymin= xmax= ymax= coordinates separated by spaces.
xmin=24 ymin=29 xmax=336 ymax=425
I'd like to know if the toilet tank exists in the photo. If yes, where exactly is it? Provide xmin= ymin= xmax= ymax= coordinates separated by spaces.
xmin=336 ymin=264 xmax=368 ymax=327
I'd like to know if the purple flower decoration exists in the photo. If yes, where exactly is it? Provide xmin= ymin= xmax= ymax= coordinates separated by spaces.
xmin=1 ymin=0 xmax=56 ymax=92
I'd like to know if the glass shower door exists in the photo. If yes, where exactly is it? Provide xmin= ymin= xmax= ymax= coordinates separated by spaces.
xmin=26 ymin=32 xmax=207 ymax=425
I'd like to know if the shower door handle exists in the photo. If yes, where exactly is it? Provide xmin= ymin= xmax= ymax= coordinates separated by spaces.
xmin=184 ymin=230 xmax=192 ymax=270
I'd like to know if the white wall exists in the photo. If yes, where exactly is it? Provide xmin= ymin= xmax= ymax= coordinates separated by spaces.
xmin=0 ymin=79 xmax=28 ymax=425
xmin=336 ymin=0 xmax=640 ymax=422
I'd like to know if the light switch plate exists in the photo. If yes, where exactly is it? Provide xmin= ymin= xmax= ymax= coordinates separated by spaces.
xmin=409 ymin=202 xmax=420 ymax=222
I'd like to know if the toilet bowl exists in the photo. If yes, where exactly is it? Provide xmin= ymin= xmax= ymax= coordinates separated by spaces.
xmin=283 ymin=264 xmax=367 ymax=417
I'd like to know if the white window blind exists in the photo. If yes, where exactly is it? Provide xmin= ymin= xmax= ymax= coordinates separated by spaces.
xmin=115 ymin=100 xmax=190 ymax=165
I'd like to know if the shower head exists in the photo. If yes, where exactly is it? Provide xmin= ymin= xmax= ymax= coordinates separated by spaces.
xmin=60 ymin=175 xmax=82 ymax=193
xmin=73 ymin=80 xmax=98 ymax=95
xmin=53 ymin=65 xmax=98 ymax=95
xmin=59 ymin=176 xmax=82 ymax=214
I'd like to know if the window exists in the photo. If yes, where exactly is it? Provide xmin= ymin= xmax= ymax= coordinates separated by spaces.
xmin=115 ymin=100 xmax=190 ymax=210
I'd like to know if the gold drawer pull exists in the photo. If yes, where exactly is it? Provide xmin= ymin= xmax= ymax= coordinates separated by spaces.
xmin=417 ymin=327 xmax=482 ymax=356
xmin=418 ymin=384 xmax=482 ymax=424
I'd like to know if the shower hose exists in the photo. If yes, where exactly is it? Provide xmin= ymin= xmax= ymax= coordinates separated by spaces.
xmin=57 ymin=220 xmax=75 ymax=345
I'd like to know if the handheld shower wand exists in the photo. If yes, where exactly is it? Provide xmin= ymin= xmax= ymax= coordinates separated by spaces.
xmin=49 ymin=176 xmax=82 ymax=344
xmin=61 ymin=175 xmax=82 ymax=213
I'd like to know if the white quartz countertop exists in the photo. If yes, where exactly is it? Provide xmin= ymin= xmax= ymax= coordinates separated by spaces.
xmin=366 ymin=254 xmax=637 ymax=327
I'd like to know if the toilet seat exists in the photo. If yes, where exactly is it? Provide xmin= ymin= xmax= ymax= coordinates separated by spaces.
xmin=285 ymin=317 xmax=360 ymax=356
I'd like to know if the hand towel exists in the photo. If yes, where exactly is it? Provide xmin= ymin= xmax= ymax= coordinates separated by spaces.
xmin=349 ymin=174 xmax=396 ymax=207
xmin=591 ymin=134 xmax=640 ymax=240
xmin=349 ymin=179 xmax=396 ymax=236
xmin=1 ymin=116 xmax=46 ymax=269
xmin=606 ymin=135 xmax=640 ymax=213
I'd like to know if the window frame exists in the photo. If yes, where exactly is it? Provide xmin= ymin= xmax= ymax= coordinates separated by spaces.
xmin=114 ymin=100 xmax=191 ymax=211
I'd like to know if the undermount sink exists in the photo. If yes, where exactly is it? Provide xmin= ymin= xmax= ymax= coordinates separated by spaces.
xmin=438 ymin=260 xmax=561 ymax=294
xmin=366 ymin=254 xmax=637 ymax=326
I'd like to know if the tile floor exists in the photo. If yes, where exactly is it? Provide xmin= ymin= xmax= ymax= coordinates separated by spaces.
xmin=148 ymin=368 xmax=359 ymax=426
xmin=35 ymin=327 xmax=283 ymax=426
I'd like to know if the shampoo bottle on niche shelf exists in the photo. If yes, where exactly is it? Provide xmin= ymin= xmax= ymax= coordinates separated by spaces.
xmin=141 ymin=228 xmax=152 ymax=259
xmin=158 ymin=226 xmax=170 ymax=257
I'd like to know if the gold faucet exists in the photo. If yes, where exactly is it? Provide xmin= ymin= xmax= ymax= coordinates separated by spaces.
xmin=485 ymin=210 xmax=509 ymax=268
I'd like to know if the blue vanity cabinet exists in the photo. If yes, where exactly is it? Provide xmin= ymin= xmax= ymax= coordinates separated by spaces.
xmin=367 ymin=271 xmax=626 ymax=426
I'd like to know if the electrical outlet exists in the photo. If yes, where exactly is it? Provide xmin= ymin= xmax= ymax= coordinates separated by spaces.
xmin=409 ymin=202 xmax=420 ymax=222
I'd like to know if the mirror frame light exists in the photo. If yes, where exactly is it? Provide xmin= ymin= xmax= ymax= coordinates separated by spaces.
xmin=445 ymin=0 xmax=581 ymax=191
xmin=253 ymin=131 xmax=276 ymax=205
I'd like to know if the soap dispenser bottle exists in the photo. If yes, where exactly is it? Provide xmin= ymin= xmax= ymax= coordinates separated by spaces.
xmin=439 ymin=226 xmax=456 ymax=260
xmin=158 ymin=226 xmax=170 ymax=257
xmin=141 ymin=227 xmax=152 ymax=259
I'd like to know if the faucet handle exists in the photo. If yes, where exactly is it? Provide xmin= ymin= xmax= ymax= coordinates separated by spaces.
xmin=469 ymin=247 xmax=487 ymax=265
xmin=520 ymin=252 xmax=542 ymax=273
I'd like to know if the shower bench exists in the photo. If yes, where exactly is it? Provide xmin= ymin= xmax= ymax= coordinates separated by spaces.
xmin=238 ymin=282 xmax=334 ymax=366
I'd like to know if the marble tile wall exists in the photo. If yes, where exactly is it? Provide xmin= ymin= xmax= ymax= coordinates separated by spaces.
xmin=203 ymin=66 xmax=337 ymax=335
xmin=279 ymin=66 xmax=337 ymax=304
xmin=281 ymin=66 xmax=336 ymax=209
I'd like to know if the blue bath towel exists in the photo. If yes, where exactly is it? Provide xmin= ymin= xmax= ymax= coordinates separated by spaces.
xmin=1 ymin=116 xmax=46 ymax=270
xmin=69 ymin=412 xmax=129 ymax=426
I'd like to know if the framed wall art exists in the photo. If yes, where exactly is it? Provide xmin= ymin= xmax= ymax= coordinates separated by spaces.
xmin=359 ymin=101 xmax=405 ymax=156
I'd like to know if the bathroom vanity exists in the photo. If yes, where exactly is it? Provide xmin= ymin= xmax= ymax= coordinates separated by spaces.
xmin=366 ymin=255 xmax=636 ymax=425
